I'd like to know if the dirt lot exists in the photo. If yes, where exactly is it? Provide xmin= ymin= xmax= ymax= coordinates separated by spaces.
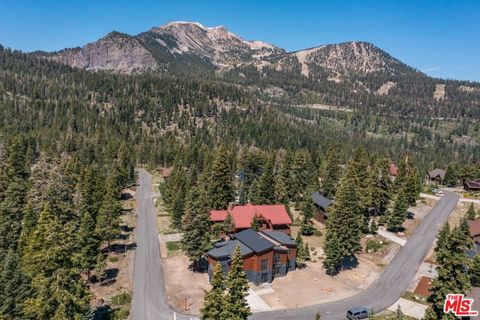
xmin=162 ymin=251 xmax=210 ymax=314
xmin=258 ymin=254 xmax=380 ymax=309
xmin=402 ymin=198 xmax=436 ymax=238
xmin=448 ymin=201 xmax=480 ymax=227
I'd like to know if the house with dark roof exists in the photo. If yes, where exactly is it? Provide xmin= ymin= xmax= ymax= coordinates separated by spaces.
xmin=311 ymin=191 xmax=333 ymax=224
xmin=210 ymin=203 xmax=292 ymax=234
xmin=465 ymin=179 xmax=480 ymax=191
xmin=425 ymin=168 xmax=446 ymax=185
xmin=207 ymin=229 xmax=297 ymax=285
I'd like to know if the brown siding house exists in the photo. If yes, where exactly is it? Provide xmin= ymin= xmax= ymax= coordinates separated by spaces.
xmin=207 ymin=229 xmax=297 ymax=285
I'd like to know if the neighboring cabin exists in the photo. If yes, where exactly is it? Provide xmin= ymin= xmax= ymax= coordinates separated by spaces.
xmin=465 ymin=179 xmax=480 ymax=192
xmin=425 ymin=168 xmax=446 ymax=185
xmin=207 ymin=229 xmax=297 ymax=285
xmin=210 ymin=203 xmax=292 ymax=234
xmin=311 ymin=191 xmax=333 ymax=224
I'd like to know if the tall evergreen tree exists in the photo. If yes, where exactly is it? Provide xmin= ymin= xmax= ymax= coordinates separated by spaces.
xmin=221 ymin=246 xmax=251 ymax=320
xmin=387 ymin=188 xmax=408 ymax=231
xmin=370 ymin=157 xmax=392 ymax=216
xmin=323 ymin=161 xmax=362 ymax=273
xmin=274 ymin=153 xmax=291 ymax=205
xmin=471 ymin=254 xmax=480 ymax=287
xmin=256 ymin=154 xmax=276 ymax=204
xmin=208 ymin=145 xmax=234 ymax=210
xmin=0 ymin=250 xmax=31 ymax=319
xmin=290 ymin=149 xmax=312 ymax=202
xmin=321 ymin=147 xmax=341 ymax=199
xmin=466 ymin=202 xmax=477 ymax=220
xmin=201 ymin=262 xmax=226 ymax=320
xmin=22 ymin=203 xmax=91 ymax=319
xmin=181 ymin=180 xmax=212 ymax=272
xmin=96 ymin=172 xmax=122 ymax=251
xmin=426 ymin=226 xmax=471 ymax=319
xmin=444 ymin=164 xmax=459 ymax=187
xmin=0 ymin=137 xmax=29 ymax=253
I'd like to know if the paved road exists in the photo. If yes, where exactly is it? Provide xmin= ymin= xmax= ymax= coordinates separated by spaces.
xmin=131 ymin=170 xmax=458 ymax=320
xmin=131 ymin=169 xmax=194 ymax=320
xmin=251 ymin=191 xmax=459 ymax=320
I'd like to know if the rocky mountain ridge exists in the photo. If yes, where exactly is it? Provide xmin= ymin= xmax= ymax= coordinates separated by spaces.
xmin=41 ymin=21 xmax=417 ymax=79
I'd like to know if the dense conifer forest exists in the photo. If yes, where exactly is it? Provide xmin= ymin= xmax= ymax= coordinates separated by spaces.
xmin=0 ymin=44 xmax=479 ymax=319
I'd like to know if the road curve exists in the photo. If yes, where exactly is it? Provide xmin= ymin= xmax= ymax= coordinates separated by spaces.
xmin=251 ymin=191 xmax=459 ymax=320
xmin=131 ymin=170 xmax=458 ymax=320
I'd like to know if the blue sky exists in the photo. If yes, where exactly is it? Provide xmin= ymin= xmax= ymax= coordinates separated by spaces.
xmin=1 ymin=0 xmax=479 ymax=81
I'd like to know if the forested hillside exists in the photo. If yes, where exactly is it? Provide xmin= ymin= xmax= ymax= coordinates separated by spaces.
xmin=0 ymin=42 xmax=479 ymax=319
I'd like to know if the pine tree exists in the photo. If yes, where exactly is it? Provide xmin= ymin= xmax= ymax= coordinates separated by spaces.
xmin=351 ymin=147 xmax=371 ymax=217
xmin=0 ymin=250 xmax=31 ymax=319
xmin=323 ymin=231 xmax=343 ymax=274
xmin=370 ymin=157 xmax=392 ymax=216
xmin=22 ymin=203 xmax=91 ymax=319
xmin=181 ymin=181 xmax=212 ymax=272
xmin=323 ymin=161 xmax=362 ymax=273
xmin=171 ymin=187 xmax=186 ymax=229
xmin=295 ymin=233 xmax=307 ymax=266
xmin=314 ymin=312 xmax=322 ymax=320
xmin=321 ymin=147 xmax=341 ymax=199
xmin=466 ymin=202 xmax=477 ymax=220
xmin=300 ymin=188 xmax=316 ymax=236
xmin=394 ymin=305 xmax=404 ymax=320
xmin=223 ymin=212 xmax=235 ymax=234
xmin=75 ymin=211 xmax=100 ymax=280
xmin=387 ymin=188 xmax=408 ymax=232
xmin=304 ymin=242 xmax=311 ymax=261
xmin=0 ymin=137 xmax=29 ymax=252
xmin=256 ymin=155 xmax=275 ymax=204
xmin=471 ymin=254 xmax=480 ymax=287
xmin=201 ymin=262 xmax=226 ymax=320
xmin=290 ymin=150 xmax=311 ymax=202
xmin=251 ymin=215 xmax=260 ymax=231
xmin=208 ymin=145 xmax=234 ymax=210
xmin=444 ymin=164 xmax=458 ymax=187
xmin=274 ymin=154 xmax=291 ymax=205
xmin=96 ymin=174 xmax=122 ymax=251
xmin=428 ymin=226 xmax=471 ymax=319
xmin=435 ymin=223 xmax=450 ymax=253
xmin=221 ymin=246 xmax=251 ymax=320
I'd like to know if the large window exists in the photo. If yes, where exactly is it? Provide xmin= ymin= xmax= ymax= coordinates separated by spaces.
xmin=274 ymin=254 xmax=281 ymax=264
xmin=261 ymin=259 xmax=268 ymax=271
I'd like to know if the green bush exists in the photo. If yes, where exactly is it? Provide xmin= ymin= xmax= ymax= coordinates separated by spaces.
xmin=166 ymin=241 xmax=181 ymax=251
xmin=109 ymin=256 xmax=119 ymax=263
xmin=366 ymin=239 xmax=383 ymax=253
xmin=111 ymin=292 xmax=132 ymax=306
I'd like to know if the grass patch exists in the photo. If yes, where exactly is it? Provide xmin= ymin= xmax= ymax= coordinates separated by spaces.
xmin=366 ymin=239 xmax=386 ymax=253
xmin=166 ymin=241 xmax=181 ymax=252
xmin=109 ymin=256 xmax=119 ymax=263
xmin=111 ymin=292 xmax=132 ymax=306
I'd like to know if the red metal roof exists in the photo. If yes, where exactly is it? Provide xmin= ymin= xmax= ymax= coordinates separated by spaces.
xmin=209 ymin=204 xmax=292 ymax=229
xmin=468 ymin=219 xmax=480 ymax=238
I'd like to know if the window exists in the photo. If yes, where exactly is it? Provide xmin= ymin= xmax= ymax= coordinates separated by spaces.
xmin=274 ymin=254 xmax=281 ymax=264
xmin=261 ymin=259 xmax=268 ymax=271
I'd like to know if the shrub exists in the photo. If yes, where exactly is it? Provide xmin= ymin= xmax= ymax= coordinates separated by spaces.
xmin=366 ymin=239 xmax=383 ymax=253
xmin=166 ymin=241 xmax=181 ymax=251
xmin=111 ymin=292 xmax=132 ymax=306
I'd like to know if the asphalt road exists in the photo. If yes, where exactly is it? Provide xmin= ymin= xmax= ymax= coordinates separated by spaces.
xmin=131 ymin=169 xmax=193 ymax=320
xmin=130 ymin=170 xmax=458 ymax=320
xmin=252 ymin=191 xmax=459 ymax=320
